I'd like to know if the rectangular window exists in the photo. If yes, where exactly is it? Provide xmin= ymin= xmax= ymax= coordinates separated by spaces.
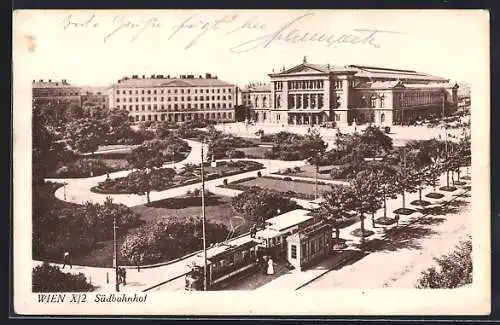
xmin=291 ymin=245 xmax=297 ymax=259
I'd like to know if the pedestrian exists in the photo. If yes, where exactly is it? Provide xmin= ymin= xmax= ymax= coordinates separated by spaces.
xmin=262 ymin=255 xmax=269 ymax=274
xmin=121 ymin=267 xmax=127 ymax=285
xmin=395 ymin=214 xmax=400 ymax=226
xmin=250 ymin=224 xmax=257 ymax=238
xmin=267 ymin=258 xmax=275 ymax=275
xmin=62 ymin=251 xmax=72 ymax=269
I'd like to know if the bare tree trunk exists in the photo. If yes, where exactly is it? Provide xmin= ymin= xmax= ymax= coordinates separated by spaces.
xmin=335 ymin=227 xmax=340 ymax=239
xmin=446 ymin=170 xmax=450 ymax=187
xmin=371 ymin=212 xmax=375 ymax=228
xmin=419 ymin=187 xmax=422 ymax=202
xmin=137 ymin=264 xmax=140 ymax=272
xmin=402 ymin=191 xmax=406 ymax=209
xmin=457 ymin=168 xmax=461 ymax=180
xmin=146 ymin=192 xmax=151 ymax=204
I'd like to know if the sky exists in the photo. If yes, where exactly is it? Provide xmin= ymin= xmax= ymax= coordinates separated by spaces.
xmin=14 ymin=10 xmax=489 ymax=88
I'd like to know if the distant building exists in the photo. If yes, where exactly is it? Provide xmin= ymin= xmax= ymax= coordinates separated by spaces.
xmin=108 ymin=73 xmax=237 ymax=123
xmin=32 ymin=79 xmax=82 ymax=109
xmin=80 ymin=86 xmax=109 ymax=116
xmin=239 ymin=82 xmax=272 ymax=123
xmin=243 ymin=57 xmax=459 ymax=126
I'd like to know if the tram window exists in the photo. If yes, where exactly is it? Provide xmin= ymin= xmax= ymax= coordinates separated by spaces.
xmin=291 ymin=245 xmax=297 ymax=259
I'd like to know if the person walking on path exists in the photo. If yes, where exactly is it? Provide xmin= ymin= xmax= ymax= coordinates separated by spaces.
xmin=62 ymin=251 xmax=72 ymax=269
xmin=267 ymin=258 xmax=275 ymax=275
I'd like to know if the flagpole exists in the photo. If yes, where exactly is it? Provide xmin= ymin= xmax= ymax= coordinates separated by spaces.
xmin=200 ymin=140 xmax=208 ymax=291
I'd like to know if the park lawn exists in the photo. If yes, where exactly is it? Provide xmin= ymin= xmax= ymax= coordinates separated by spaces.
xmin=284 ymin=164 xmax=337 ymax=180
xmin=99 ymin=158 xmax=130 ymax=170
xmin=71 ymin=194 xmax=255 ymax=268
xmin=237 ymin=177 xmax=332 ymax=197
xmin=236 ymin=146 xmax=272 ymax=159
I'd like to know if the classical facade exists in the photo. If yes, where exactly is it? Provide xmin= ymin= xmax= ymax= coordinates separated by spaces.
xmin=32 ymin=79 xmax=82 ymax=108
xmin=108 ymin=73 xmax=237 ymax=123
xmin=243 ymin=57 xmax=459 ymax=126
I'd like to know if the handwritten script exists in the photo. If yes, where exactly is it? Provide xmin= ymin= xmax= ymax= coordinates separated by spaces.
xmin=60 ymin=12 xmax=407 ymax=53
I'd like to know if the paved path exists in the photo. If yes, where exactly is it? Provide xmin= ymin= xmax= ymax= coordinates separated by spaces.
xmin=46 ymin=139 xmax=310 ymax=207
xmin=35 ymin=167 xmax=470 ymax=292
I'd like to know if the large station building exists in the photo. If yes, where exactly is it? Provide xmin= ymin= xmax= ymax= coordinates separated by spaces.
xmin=108 ymin=73 xmax=237 ymax=123
xmin=240 ymin=57 xmax=459 ymax=126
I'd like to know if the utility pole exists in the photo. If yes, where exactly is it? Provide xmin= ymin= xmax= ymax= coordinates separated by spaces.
xmin=113 ymin=216 xmax=119 ymax=292
xmin=200 ymin=140 xmax=208 ymax=291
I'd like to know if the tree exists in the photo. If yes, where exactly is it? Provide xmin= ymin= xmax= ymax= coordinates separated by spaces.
xmin=351 ymin=171 xmax=382 ymax=234
xmin=104 ymin=109 xmax=134 ymax=143
xmin=120 ymin=228 xmax=161 ymax=271
xmin=126 ymin=168 xmax=175 ymax=204
xmin=231 ymin=187 xmax=299 ymax=223
xmin=416 ymin=238 xmax=472 ymax=288
xmin=32 ymin=262 xmax=95 ymax=292
xmin=394 ymin=148 xmax=419 ymax=209
xmin=303 ymin=128 xmax=328 ymax=199
xmin=313 ymin=184 xmax=357 ymax=239
xmin=121 ymin=217 xmax=229 ymax=268
xmin=64 ymin=117 xmax=106 ymax=155
xmin=127 ymin=138 xmax=188 ymax=170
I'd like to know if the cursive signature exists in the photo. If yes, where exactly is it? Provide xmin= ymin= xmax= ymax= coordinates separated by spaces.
xmin=229 ymin=13 xmax=406 ymax=53
xmin=103 ymin=15 xmax=161 ymax=42
xmin=61 ymin=14 xmax=99 ymax=29
xmin=168 ymin=15 xmax=239 ymax=49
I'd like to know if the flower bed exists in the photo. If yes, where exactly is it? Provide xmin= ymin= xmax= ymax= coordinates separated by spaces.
xmin=393 ymin=207 xmax=416 ymax=215
xmin=410 ymin=200 xmax=432 ymax=206
xmin=350 ymin=229 xmax=375 ymax=238
xmin=440 ymin=186 xmax=458 ymax=192
xmin=375 ymin=217 xmax=397 ymax=225
xmin=454 ymin=181 xmax=467 ymax=186
xmin=331 ymin=238 xmax=348 ymax=249
xmin=461 ymin=175 xmax=471 ymax=180
xmin=90 ymin=161 xmax=264 ymax=195
xmin=426 ymin=192 xmax=445 ymax=199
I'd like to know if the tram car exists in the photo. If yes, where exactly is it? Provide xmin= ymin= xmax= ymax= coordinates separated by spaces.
xmin=185 ymin=237 xmax=259 ymax=291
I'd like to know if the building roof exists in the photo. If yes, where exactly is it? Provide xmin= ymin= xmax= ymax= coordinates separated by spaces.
xmin=270 ymin=61 xmax=449 ymax=83
xmin=287 ymin=222 xmax=331 ymax=242
xmin=189 ymin=234 xmax=257 ymax=267
xmin=32 ymin=80 xmax=78 ymax=88
xmin=255 ymin=228 xmax=281 ymax=239
xmin=80 ymin=86 xmax=110 ymax=95
xmin=241 ymin=83 xmax=271 ymax=93
xmin=111 ymin=75 xmax=235 ymax=88
xmin=265 ymin=209 xmax=313 ymax=232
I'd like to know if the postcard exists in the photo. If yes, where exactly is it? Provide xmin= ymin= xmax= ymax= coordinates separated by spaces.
xmin=12 ymin=9 xmax=490 ymax=316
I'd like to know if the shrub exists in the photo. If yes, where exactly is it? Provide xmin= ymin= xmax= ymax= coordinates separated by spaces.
xmin=384 ymin=126 xmax=391 ymax=134
xmin=283 ymin=177 xmax=292 ymax=181
xmin=286 ymin=167 xmax=293 ymax=173
xmin=192 ymin=188 xmax=201 ymax=197
xmin=416 ymin=238 xmax=472 ymax=288
xmin=32 ymin=262 xmax=95 ymax=292
xmin=293 ymin=166 xmax=301 ymax=173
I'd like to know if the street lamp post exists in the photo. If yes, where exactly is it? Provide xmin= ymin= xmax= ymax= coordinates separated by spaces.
xmin=200 ymin=140 xmax=208 ymax=291
xmin=113 ymin=216 xmax=120 ymax=292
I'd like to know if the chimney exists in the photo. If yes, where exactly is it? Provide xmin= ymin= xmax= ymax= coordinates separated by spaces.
xmin=142 ymin=75 xmax=145 ymax=79
xmin=32 ymin=80 xmax=35 ymax=83
xmin=199 ymin=75 xmax=202 ymax=78
xmin=205 ymin=73 xmax=211 ymax=79
xmin=48 ymin=79 xmax=52 ymax=82
xmin=151 ymin=74 xmax=155 ymax=78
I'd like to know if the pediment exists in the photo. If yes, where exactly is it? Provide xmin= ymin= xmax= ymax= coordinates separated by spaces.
xmin=279 ymin=64 xmax=326 ymax=75
xmin=160 ymin=80 xmax=192 ymax=87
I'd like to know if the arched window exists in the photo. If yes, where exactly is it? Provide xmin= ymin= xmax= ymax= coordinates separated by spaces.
xmin=380 ymin=113 xmax=385 ymax=124
xmin=263 ymin=96 xmax=267 ymax=108
xmin=370 ymin=96 xmax=377 ymax=108
xmin=380 ymin=95 xmax=385 ymax=107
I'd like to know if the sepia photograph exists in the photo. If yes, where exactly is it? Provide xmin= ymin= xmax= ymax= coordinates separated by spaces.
xmin=12 ymin=9 xmax=490 ymax=315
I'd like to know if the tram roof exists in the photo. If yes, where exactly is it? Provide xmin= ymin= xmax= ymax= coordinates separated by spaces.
xmin=265 ymin=209 xmax=313 ymax=232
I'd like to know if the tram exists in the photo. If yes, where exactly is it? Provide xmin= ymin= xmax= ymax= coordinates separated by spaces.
xmin=185 ymin=237 xmax=259 ymax=291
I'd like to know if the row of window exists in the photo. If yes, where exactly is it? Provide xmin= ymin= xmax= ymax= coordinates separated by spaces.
xmin=115 ymin=87 xmax=233 ymax=95
xmin=290 ymin=235 xmax=328 ymax=260
xmin=33 ymin=91 xmax=80 ymax=96
xmin=288 ymin=80 xmax=325 ymax=90
xmin=289 ymin=94 xmax=324 ymax=109
xmin=117 ymin=102 xmax=233 ymax=111
xmin=132 ymin=111 xmax=233 ymax=122
xmin=115 ymin=95 xmax=232 ymax=103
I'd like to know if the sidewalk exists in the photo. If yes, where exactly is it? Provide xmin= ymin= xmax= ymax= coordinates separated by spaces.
xmin=254 ymin=167 xmax=470 ymax=290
